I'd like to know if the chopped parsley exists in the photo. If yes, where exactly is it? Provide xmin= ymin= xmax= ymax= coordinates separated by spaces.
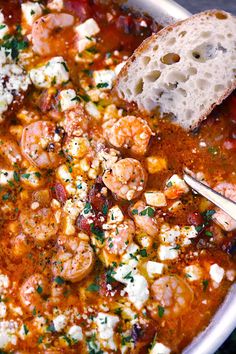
xmin=2 ymin=193 xmax=9 ymax=201
xmin=140 ymin=206 xmax=155 ymax=217
xmin=158 ymin=305 xmax=165 ymax=318
xmin=123 ymin=271 xmax=134 ymax=282
xmin=106 ymin=267 xmax=116 ymax=284
xmin=102 ymin=204 xmax=108 ymax=215
xmin=131 ymin=209 xmax=138 ymax=215
xmin=96 ymin=82 xmax=109 ymax=89
xmin=139 ymin=249 xmax=147 ymax=257
xmin=21 ymin=173 xmax=30 ymax=179
xmin=203 ymin=279 xmax=209 ymax=292
xmin=205 ymin=230 xmax=213 ymax=237
xmin=87 ymin=283 xmax=100 ymax=292
xmin=90 ymin=224 xmax=104 ymax=243
xmin=54 ymin=276 xmax=65 ymax=285
xmin=36 ymin=285 xmax=43 ymax=294
xmin=13 ymin=171 xmax=20 ymax=182
xmin=23 ymin=324 xmax=29 ymax=335
xmin=83 ymin=202 xmax=92 ymax=215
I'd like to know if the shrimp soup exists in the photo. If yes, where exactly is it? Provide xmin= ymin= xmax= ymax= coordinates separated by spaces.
xmin=0 ymin=0 xmax=235 ymax=353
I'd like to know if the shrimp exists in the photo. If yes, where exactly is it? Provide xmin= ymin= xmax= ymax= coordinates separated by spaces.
xmin=102 ymin=158 xmax=147 ymax=200
xmin=20 ymin=273 xmax=50 ymax=312
xmin=32 ymin=13 xmax=74 ymax=56
xmin=20 ymin=208 xmax=59 ymax=243
xmin=105 ymin=116 xmax=152 ymax=155
xmin=131 ymin=200 xmax=158 ymax=237
xmin=62 ymin=105 xmax=90 ymax=138
xmin=52 ymin=236 xmax=94 ymax=283
xmin=212 ymin=182 xmax=236 ymax=231
xmin=0 ymin=136 xmax=22 ymax=166
xmin=105 ymin=219 xmax=135 ymax=255
xmin=151 ymin=275 xmax=193 ymax=318
xmin=21 ymin=121 xmax=63 ymax=169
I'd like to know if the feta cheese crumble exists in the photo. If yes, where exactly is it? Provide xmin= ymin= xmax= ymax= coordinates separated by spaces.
xmin=21 ymin=1 xmax=44 ymax=27
xmin=93 ymin=70 xmax=115 ymax=90
xmin=75 ymin=18 xmax=100 ymax=53
xmin=147 ymin=261 xmax=164 ymax=278
xmin=210 ymin=263 xmax=225 ymax=283
xmin=144 ymin=191 xmax=167 ymax=207
xmin=67 ymin=325 xmax=83 ymax=342
xmin=29 ymin=57 xmax=69 ymax=88
xmin=59 ymin=89 xmax=77 ymax=111
xmin=150 ymin=342 xmax=171 ymax=354
xmin=158 ymin=245 xmax=179 ymax=261
xmin=53 ymin=314 xmax=67 ymax=332
xmin=113 ymin=264 xmax=149 ymax=309
xmin=95 ymin=312 xmax=119 ymax=350
xmin=165 ymin=174 xmax=189 ymax=199
xmin=184 ymin=265 xmax=202 ymax=281
xmin=47 ymin=0 xmax=64 ymax=11
xmin=0 ymin=48 xmax=30 ymax=121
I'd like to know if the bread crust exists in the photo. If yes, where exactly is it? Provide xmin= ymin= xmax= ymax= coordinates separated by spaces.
xmin=115 ymin=10 xmax=236 ymax=131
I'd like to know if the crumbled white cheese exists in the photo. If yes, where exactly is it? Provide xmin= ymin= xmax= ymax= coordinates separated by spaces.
xmin=122 ymin=243 xmax=140 ymax=268
xmin=75 ymin=18 xmax=100 ymax=39
xmin=113 ymin=264 xmax=149 ymax=309
xmin=0 ymin=170 xmax=14 ymax=186
xmin=181 ymin=226 xmax=198 ymax=239
xmin=159 ymin=224 xmax=181 ymax=244
xmin=158 ymin=245 xmax=179 ymax=261
xmin=144 ymin=191 xmax=167 ymax=207
xmin=226 ymin=269 xmax=235 ymax=282
xmin=210 ymin=264 xmax=225 ymax=283
xmin=147 ymin=261 xmax=164 ymax=278
xmin=29 ymin=56 xmax=70 ymax=88
xmin=20 ymin=168 xmax=42 ymax=188
xmin=0 ymin=17 xmax=9 ymax=40
xmin=184 ymin=265 xmax=202 ymax=281
xmin=159 ymin=224 xmax=197 ymax=247
xmin=125 ymin=274 xmax=149 ymax=310
xmin=53 ymin=315 xmax=67 ymax=332
xmin=0 ymin=274 xmax=9 ymax=294
xmin=93 ymin=70 xmax=115 ymax=90
xmin=0 ymin=48 xmax=30 ymax=120
xmin=150 ymin=342 xmax=171 ymax=354
xmin=103 ymin=205 xmax=124 ymax=229
xmin=0 ymin=303 xmax=6 ymax=318
xmin=0 ymin=320 xmax=18 ymax=348
xmin=47 ymin=0 xmax=64 ymax=11
xmin=165 ymin=174 xmax=189 ymax=198
xmin=21 ymin=1 xmax=44 ymax=26
xmin=85 ymin=101 xmax=101 ymax=120
xmin=95 ymin=312 xmax=119 ymax=350
xmin=67 ymin=325 xmax=83 ymax=341
xmin=59 ymin=89 xmax=77 ymax=111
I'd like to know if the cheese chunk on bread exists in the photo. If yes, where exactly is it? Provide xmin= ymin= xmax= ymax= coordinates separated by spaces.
xmin=116 ymin=10 xmax=236 ymax=130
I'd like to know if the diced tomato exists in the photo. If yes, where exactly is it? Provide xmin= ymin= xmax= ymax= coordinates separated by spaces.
xmin=53 ymin=182 xmax=67 ymax=205
xmin=88 ymin=178 xmax=112 ymax=214
xmin=187 ymin=212 xmax=204 ymax=226
xmin=99 ymin=273 xmax=123 ymax=297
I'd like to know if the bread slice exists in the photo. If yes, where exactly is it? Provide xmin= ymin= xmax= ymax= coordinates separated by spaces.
xmin=115 ymin=10 xmax=236 ymax=130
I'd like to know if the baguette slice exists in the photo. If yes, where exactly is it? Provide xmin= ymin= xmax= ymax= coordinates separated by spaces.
xmin=115 ymin=10 xmax=236 ymax=130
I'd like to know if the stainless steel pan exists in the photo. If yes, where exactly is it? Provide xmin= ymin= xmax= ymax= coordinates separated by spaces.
xmin=125 ymin=0 xmax=236 ymax=353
